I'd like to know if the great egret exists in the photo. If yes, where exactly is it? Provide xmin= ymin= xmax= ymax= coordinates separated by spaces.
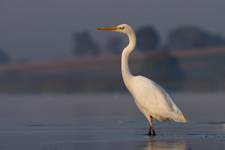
xmin=97 ymin=24 xmax=187 ymax=136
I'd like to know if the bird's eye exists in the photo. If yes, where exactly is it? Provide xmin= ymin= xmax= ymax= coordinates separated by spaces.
xmin=120 ymin=27 xmax=125 ymax=30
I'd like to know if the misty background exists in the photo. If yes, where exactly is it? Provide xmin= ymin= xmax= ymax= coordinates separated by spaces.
xmin=1 ymin=0 xmax=225 ymax=61
xmin=0 ymin=0 xmax=225 ymax=92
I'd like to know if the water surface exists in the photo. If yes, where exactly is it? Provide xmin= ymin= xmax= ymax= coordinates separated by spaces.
xmin=0 ymin=93 xmax=225 ymax=150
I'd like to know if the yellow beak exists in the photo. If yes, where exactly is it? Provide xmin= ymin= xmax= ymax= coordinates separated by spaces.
xmin=97 ymin=26 xmax=118 ymax=31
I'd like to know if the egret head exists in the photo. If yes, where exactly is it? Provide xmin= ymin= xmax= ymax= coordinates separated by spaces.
xmin=97 ymin=24 xmax=132 ymax=35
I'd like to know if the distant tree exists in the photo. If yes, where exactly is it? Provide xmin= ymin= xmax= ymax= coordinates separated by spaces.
xmin=165 ymin=26 xmax=225 ymax=50
xmin=136 ymin=25 xmax=160 ymax=52
xmin=142 ymin=52 xmax=185 ymax=90
xmin=72 ymin=31 xmax=100 ymax=56
xmin=106 ymin=36 xmax=123 ymax=55
xmin=0 ymin=48 xmax=10 ymax=64
xmin=209 ymin=35 xmax=225 ymax=46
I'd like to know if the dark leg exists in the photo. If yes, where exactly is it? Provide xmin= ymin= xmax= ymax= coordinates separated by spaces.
xmin=148 ymin=116 xmax=156 ymax=136
xmin=148 ymin=126 xmax=152 ymax=136
xmin=152 ymin=128 xmax=156 ymax=136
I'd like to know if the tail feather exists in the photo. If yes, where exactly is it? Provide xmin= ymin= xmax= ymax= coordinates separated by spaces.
xmin=174 ymin=113 xmax=187 ymax=123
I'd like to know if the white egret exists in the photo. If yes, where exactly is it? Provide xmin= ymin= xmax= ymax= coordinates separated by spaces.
xmin=97 ymin=24 xmax=187 ymax=136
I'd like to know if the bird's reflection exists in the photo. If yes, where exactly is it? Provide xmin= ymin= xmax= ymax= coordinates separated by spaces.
xmin=145 ymin=138 xmax=186 ymax=150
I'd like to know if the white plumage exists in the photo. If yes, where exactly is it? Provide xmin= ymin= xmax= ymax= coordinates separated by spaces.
xmin=97 ymin=24 xmax=187 ymax=136
xmin=130 ymin=75 xmax=186 ymax=122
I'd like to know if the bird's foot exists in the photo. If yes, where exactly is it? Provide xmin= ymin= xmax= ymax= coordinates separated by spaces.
xmin=148 ymin=129 xmax=156 ymax=136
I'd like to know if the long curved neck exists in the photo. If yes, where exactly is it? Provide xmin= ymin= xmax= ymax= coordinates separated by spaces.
xmin=121 ymin=30 xmax=136 ymax=87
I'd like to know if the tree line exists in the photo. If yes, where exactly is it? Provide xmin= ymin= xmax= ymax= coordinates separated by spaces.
xmin=72 ymin=25 xmax=225 ymax=56
xmin=1 ymin=25 xmax=225 ymax=64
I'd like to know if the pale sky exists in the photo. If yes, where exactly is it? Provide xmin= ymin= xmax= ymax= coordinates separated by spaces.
xmin=0 ymin=0 xmax=225 ymax=61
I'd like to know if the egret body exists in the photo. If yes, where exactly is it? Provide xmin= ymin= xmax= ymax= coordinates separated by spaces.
xmin=97 ymin=24 xmax=187 ymax=136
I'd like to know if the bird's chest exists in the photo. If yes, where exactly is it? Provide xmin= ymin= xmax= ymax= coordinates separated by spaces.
xmin=128 ymin=80 xmax=160 ymax=114
xmin=129 ymin=86 xmax=153 ymax=112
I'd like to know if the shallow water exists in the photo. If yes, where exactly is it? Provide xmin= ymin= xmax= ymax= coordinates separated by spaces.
xmin=0 ymin=93 xmax=225 ymax=150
